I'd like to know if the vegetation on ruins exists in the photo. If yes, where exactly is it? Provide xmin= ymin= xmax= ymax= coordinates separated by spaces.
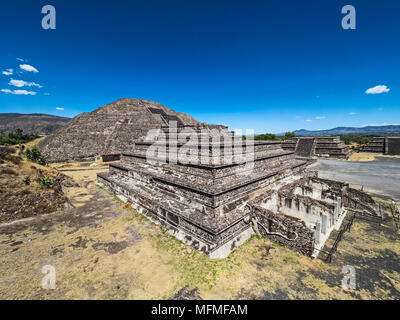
xmin=0 ymin=129 xmax=40 ymax=146
xmin=23 ymin=145 xmax=48 ymax=165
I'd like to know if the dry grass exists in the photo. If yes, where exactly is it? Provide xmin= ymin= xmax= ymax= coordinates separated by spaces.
xmin=0 ymin=164 xmax=398 ymax=300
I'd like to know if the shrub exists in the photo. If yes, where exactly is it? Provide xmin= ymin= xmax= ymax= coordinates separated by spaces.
xmin=40 ymin=176 xmax=53 ymax=188
xmin=23 ymin=146 xmax=47 ymax=165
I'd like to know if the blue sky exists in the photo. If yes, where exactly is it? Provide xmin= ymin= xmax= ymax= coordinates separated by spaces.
xmin=0 ymin=0 xmax=399 ymax=133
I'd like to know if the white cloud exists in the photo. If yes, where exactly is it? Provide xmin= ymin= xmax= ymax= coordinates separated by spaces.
xmin=56 ymin=107 xmax=64 ymax=110
xmin=315 ymin=116 xmax=326 ymax=120
xmin=9 ymin=79 xmax=42 ymax=88
xmin=16 ymin=58 xmax=25 ymax=62
xmin=2 ymin=68 xmax=13 ymax=76
xmin=349 ymin=112 xmax=357 ymax=115
xmin=365 ymin=85 xmax=390 ymax=94
xmin=19 ymin=64 xmax=39 ymax=73
xmin=305 ymin=119 xmax=312 ymax=122
xmin=44 ymin=92 xmax=50 ymax=96
xmin=1 ymin=88 xmax=36 ymax=95
xmin=14 ymin=90 xmax=36 ymax=95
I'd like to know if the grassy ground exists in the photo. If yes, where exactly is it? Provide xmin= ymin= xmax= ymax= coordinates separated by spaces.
xmin=0 ymin=162 xmax=399 ymax=300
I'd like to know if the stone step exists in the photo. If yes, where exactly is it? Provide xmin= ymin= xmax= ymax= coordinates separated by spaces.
xmin=121 ymin=149 xmax=294 ymax=167
xmin=107 ymin=158 xmax=309 ymax=197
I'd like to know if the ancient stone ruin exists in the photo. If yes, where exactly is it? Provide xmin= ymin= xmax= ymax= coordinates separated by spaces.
xmin=38 ymin=98 xmax=204 ymax=162
xmin=250 ymin=176 xmax=378 ymax=256
xmin=282 ymin=136 xmax=352 ymax=159
xmin=97 ymin=110 xmax=378 ymax=258
xmin=361 ymin=137 xmax=400 ymax=155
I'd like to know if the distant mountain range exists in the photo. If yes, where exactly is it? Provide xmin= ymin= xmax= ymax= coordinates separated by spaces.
xmin=287 ymin=125 xmax=400 ymax=136
xmin=0 ymin=113 xmax=71 ymax=135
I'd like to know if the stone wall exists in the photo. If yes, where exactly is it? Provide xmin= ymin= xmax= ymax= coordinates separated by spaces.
xmin=251 ymin=204 xmax=315 ymax=256
xmin=386 ymin=137 xmax=400 ymax=155
xmin=295 ymin=138 xmax=315 ymax=157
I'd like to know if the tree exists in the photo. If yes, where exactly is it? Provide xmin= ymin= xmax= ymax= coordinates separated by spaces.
xmin=255 ymin=133 xmax=277 ymax=141
xmin=285 ymin=132 xmax=296 ymax=138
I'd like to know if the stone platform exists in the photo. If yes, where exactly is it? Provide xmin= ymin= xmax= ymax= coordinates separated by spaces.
xmin=361 ymin=137 xmax=400 ymax=155
xmin=282 ymin=136 xmax=352 ymax=159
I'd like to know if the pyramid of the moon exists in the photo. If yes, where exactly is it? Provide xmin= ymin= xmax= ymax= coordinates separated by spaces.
xmin=38 ymin=98 xmax=204 ymax=162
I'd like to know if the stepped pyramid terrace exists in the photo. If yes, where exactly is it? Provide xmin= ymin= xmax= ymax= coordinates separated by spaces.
xmin=38 ymin=98 xmax=205 ymax=162
xmin=361 ymin=137 xmax=400 ymax=155
xmin=282 ymin=136 xmax=352 ymax=159
xmin=97 ymin=109 xmax=380 ymax=258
